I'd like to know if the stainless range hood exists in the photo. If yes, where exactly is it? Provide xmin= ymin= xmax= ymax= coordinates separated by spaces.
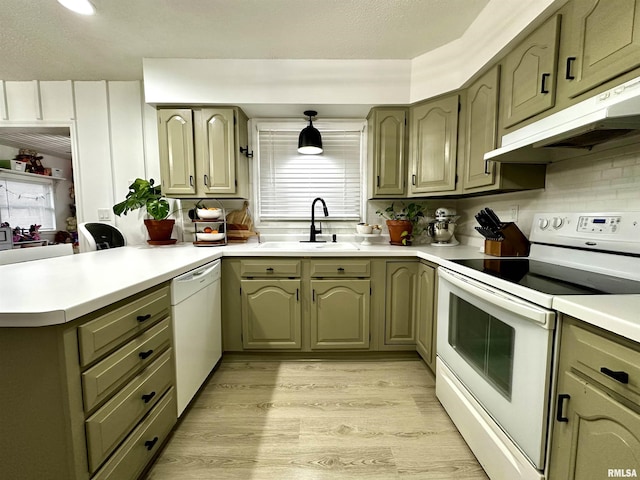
xmin=484 ymin=76 xmax=640 ymax=165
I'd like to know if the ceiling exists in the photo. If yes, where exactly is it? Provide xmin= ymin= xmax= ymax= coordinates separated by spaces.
xmin=0 ymin=0 xmax=489 ymax=81
xmin=0 ymin=127 xmax=72 ymax=159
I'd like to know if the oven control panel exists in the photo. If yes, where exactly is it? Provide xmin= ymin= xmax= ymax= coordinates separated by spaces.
xmin=530 ymin=212 xmax=640 ymax=255
xmin=577 ymin=215 xmax=621 ymax=233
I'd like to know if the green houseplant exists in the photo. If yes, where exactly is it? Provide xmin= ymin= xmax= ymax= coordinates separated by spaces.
xmin=376 ymin=202 xmax=426 ymax=246
xmin=112 ymin=178 xmax=175 ymax=243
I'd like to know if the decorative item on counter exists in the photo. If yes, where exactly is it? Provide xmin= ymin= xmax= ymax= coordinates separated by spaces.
xmin=112 ymin=178 xmax=176 ymax=245
xmin=191 ymin=200 xmax=227 ymax=247
xmin=474 ymin=207 xmax=530 ymax=257
xmin=355 ymin=222 xmax=382 ymax=246
xmin=376 ymin=202 xmax=426 ymax=246
xmin=226 ymin=200 xmax=259 ymax=243
xmin=426 ymin=207 xmax=460 ymax=246
xmin=13 ymin=149 xmax=45 ymax=174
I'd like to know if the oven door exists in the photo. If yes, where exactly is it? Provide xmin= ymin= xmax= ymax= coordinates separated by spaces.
xmin=437 ymin=267 xmax=555 ymax=469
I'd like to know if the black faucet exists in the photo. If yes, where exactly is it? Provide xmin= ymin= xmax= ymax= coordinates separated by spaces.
xmin=307 ymin=197 xmax=329 ymax=242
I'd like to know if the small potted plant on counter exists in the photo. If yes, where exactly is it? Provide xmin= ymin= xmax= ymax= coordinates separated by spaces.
xmin=112 ymin=178 xmax=175 ymax=244
xmin=376 ymin=202 xmax=426 ymax=246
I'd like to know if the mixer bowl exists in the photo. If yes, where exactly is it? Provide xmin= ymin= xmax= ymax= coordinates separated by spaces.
xmin=427 ymin=220 xmax=456 ymax=244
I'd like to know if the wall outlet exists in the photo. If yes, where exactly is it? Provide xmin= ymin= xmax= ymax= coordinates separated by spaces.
xmin=98 ymin=208 xmax=111 ymax=221
xmin=509 ymin=205 xmax=519 ymax=222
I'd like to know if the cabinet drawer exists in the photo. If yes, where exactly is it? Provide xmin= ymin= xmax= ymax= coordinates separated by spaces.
xmin=92 ymin=387 xmax=176 ymax=480
xmin=564 ymin=321 xmax=640 ymax=405
xmin=86 ymin=349 xmax=174 ymax=473
xmin=82 ymin=319 xmax=171 ymax=413
xmin=78 ymin=285 xmax=170 ymax=367
xmin=241 ymin=259 xmax=301 ymax=277
xmin=310 ymin=259 xmax=370 ymax=278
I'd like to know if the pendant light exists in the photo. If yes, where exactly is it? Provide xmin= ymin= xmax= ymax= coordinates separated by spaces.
xmin=57 ymin=0 xmax=96 ymax=15
xmin=298 ymin=110 xmax=323 ymax=155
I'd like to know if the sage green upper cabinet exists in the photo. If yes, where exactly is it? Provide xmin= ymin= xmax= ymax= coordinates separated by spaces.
xmin=368 ymin=108 xmax=408 ymax=198
xmin=501 ymin=15 xmax=561 ymax=128
xmin=561 ymin=0 xmax=640 ymax=99
xmin=240 ymin=279 xmax=302 ymax=350
xmin=157 ymin=106 xmax=249 ymax=198
xmin=158 ymin=109 xmax=196 ymax=195
xmin=462 ymin=66 xmax=500 ymax=192
xmin=409 ymin=94 xmax=460 ymax=195
xmin=310 ymin=279 xmax=371 ymax=350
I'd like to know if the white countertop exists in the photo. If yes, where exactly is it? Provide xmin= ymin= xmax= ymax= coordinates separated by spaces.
xmin=1 ymin=240 xmax=639 ymax=344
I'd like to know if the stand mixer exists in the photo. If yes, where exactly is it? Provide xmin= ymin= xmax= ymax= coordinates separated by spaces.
xmin=426 ymin=207 xmax=460 ymax=246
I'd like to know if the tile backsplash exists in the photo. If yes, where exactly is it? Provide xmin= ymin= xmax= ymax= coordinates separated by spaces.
xmin=456 ymin=144 xmax=640 ymax=246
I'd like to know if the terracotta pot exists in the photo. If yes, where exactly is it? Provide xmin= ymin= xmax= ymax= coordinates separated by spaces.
xmin=144 ymin=219 xmax=175 ymax=242
xmin=386 ymin=220 xmax=413 ymax=246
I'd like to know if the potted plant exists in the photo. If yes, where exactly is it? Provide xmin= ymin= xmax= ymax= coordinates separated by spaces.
xmin=376 ymin=202 xmax=426 ymax=246
xmin=112 ymin=178 xmax=175 ymax=243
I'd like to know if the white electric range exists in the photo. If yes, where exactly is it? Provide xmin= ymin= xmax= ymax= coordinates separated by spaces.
xmin=435 ymin=212 xmax=640 ymax=480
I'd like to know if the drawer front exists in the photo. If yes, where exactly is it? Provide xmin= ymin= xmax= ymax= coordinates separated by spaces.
xmin=92 ymin=387 xmax=176 ymax=480
xmin=240 ymin=259 xmax=301 ymax=277
xmin=310 ymin=259 xmax=370 ymax=278
xmin=86 ymin=349 xmax=174 ymax=473
xmin=82 ymin=319 xmax=171 ymax=413
xmin=78 ymin=285 xmax=170 ymax=367
xmin=565 ymin=321 xmax=640 ymax=405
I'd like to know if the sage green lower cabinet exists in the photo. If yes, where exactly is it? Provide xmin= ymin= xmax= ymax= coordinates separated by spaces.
xmin=0 ymin=283 xmax=176 ymax=480
xmin=240 ymin=279 xmax=302 ymax=349
xmin=310 ymin=279 xmax=371 ymax=349
xmin=548 ymin=316 xmax=640 ymax=479
xmin=415 ymin=262 xmax=437 ymax=371
xmin=384 ymin=261 xmax=418 ymax=346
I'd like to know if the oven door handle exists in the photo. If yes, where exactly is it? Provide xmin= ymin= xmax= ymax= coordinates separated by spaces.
xmin=439 ymin=268 xmax=555 ymax=327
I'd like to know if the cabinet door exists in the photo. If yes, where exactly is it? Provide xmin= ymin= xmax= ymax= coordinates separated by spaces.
xmin=549 ymin=372 xmax=640 ymax=480
xmin=409 ymin=95 xmax=459 ymax=194
xmin=462 ymin=65 xmax=501 ymax=192
xmin=241 ymin=280 xmax=301 ymax=349
xmin=415 ymin=262 xmax=436 ymax=371
xmin=502 ymin=15 xmax=561 ymax=128
xmin=197 ymin=108 xmax=237 ymax=195
xmin=310 ymin=280 xmax=370 ymax=350
xmin=157 ymin=109 xmax=196 ymax=195
xmin=370 ymin=108 xmax=407 ymax=197
xmin=562 ymin=0 xmax=640 ymax=99
xmin=384 ymin=262 xmax=418 ymax=345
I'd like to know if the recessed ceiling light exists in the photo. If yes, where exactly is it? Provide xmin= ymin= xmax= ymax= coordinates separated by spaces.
xmin=57 ymin=0 xmax=96 ymax=15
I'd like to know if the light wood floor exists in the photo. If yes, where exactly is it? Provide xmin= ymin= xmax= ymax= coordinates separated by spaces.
xmin=145 ymin=357 xmax=488 ymax=480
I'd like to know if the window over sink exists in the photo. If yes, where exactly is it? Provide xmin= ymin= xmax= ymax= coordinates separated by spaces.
xmin=252 ymin=120 xmax=366 ymax=224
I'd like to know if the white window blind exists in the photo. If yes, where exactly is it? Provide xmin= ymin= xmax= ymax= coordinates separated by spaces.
xmin=0 ymin=173 xmax=56 ymax=230
xmin=257 ymin=127 xmax=363 ymax=220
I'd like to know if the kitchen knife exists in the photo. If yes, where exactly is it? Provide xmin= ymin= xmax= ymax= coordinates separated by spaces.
xmin=484 ymin=207 xmax=503 ymax=230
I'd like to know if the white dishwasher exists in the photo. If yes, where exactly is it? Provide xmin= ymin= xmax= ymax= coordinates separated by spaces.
xmin=171 ymin=259 xmax=222 ymax=417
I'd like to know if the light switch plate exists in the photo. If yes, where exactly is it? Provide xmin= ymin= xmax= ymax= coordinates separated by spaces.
xmin=98 ymin=208 xmax=111 ymax=221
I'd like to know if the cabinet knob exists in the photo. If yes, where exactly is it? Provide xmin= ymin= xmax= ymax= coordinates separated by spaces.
xmin=141 ymin=391 xmax=156 ymax=403
xmin=144 ymin=436 xmax=159 ymax=451
xmin=139 ymin=349 xmax=154 ymax=360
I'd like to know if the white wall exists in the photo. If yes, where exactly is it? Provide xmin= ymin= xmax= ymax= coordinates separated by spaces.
xmin=455 ymin=144 xmax=640 ymax=248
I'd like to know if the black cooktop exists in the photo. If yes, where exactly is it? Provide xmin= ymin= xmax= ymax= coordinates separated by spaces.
xmin=451 ymin=258 xmax=640 ymax=295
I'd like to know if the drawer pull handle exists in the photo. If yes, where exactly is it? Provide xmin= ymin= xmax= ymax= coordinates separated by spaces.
xmin=137 ymin=314 xmax=152 ymax=322
xmin=556 ymin=394 xmax=570 ymax=423
xmin=337 ymin=267 xmax=345 ymax=272
xmin=139 ymin=349 xmax=154 ymax=360
xmin=266 ymin=267 xmax=274 ymax=272
xmin=600 ymin=367 xmax=629 ymax=384
xmin=144 ymin=436 xmax=159 ymax=451
xmin=141 ymin=391 xmax=156 ymax=403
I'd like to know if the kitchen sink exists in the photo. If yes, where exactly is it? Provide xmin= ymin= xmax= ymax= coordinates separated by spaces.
xmin=256 ymin=241 xmax=359 ymax=251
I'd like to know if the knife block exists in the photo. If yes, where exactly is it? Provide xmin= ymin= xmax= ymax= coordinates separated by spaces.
xmin=484 ymin=222 xmax=530 ymax=257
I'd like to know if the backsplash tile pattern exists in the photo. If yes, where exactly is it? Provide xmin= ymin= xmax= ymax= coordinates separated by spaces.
xmin=456 ymin=145 xmax=640 ymax=246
